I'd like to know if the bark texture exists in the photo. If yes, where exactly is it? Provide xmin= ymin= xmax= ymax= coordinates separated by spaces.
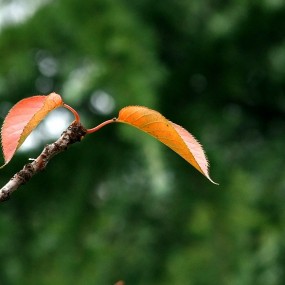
xmin=0 ymin=121 xmax=87 ymax=202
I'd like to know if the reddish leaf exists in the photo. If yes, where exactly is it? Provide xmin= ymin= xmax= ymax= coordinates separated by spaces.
xmin=117 ymin=106 xmax=217 ymax=184
xmin=1 ymin=93 xmax=63 ymax=167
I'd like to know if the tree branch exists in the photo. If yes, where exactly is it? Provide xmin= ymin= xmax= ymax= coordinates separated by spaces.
xmin=0 ymin=121 xmax=87 ymax=202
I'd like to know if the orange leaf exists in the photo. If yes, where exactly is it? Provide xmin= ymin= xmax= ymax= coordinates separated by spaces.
xmin=117 ymin=106 xmax=217 ymax=184
xmin=1 ymin=93 xmax=63 ymax=167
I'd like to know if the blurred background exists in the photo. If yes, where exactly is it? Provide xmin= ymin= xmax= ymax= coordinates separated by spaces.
xmin=0 ymin=0 xmax=285 ymax=284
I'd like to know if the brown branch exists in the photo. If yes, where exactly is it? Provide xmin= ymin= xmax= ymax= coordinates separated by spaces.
xmin=0 ymin=121 xmax=87 ymax=202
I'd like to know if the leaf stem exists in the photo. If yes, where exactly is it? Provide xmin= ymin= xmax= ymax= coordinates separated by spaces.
xmin=86 ymin=118 xmax=117 ymax=134
xmin=63 ymin=104 xmax=81 ymax=122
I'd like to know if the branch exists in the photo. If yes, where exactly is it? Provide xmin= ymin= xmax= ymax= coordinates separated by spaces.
xmin=0 ymin=121 xmax=87 ymax=202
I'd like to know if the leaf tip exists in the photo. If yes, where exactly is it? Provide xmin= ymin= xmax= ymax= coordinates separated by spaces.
xmin=0 ymin=162 xmax=7 ymax=170
xmin=207 ymin=175 xmax=219 ymax=185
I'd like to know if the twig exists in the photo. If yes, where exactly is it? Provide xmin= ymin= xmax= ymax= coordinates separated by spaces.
xmin=0 ymin=121 xmax=87 ymax=202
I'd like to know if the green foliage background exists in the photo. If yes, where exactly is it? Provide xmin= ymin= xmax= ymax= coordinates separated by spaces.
xmin=1 ymin=0 xmax=285 ymax=284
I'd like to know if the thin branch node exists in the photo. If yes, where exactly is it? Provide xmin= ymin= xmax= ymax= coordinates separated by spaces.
xmin=0 ymin=121 xmax=87 ymax=202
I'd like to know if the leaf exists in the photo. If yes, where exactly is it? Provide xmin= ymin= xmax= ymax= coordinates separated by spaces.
xmin=1 ymin=93 xmax=63 ymax=167
xmin=117 ymin=106 xmax=217 ymax=184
